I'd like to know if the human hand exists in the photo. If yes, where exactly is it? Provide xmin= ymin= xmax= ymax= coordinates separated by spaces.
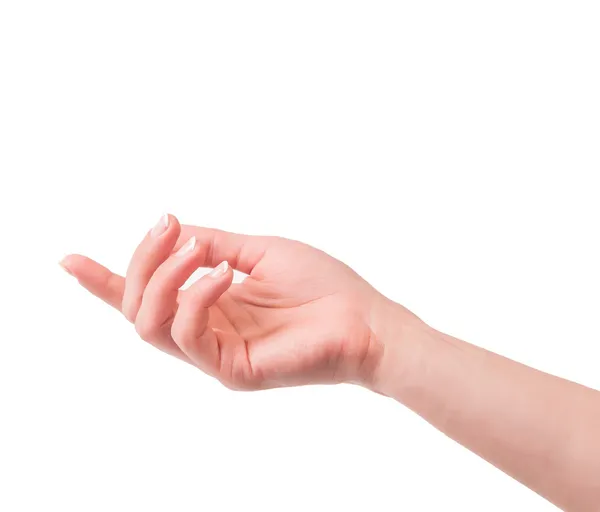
xmin=61 ymin=217 xmax=600 ymax=509
xmin=61 ymin=214 xmax=399 ymax=390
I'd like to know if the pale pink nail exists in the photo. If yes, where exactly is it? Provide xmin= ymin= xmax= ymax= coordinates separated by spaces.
xmin=59 ymin=259 xmax=74 ymax=277
xmin=209 ymin=261 xmax=229 ymax=278
xmin=176 ymin=236 xmax=196 ymax=256
xmin=151 ymin=214 xmax=169 ymax=238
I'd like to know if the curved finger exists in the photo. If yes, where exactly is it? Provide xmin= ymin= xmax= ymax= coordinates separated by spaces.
xmin=134 ymin=235 xmax=209 ymax=347
xmin=175 ymin=225 xmax=271 ymax=277
xmin=121 ymin=214 xmax=181 ymax=322
xmin=60 ymin=254 xmax=124 ymax=310
xmin=171 ymin=261 xmax=234 ymax=376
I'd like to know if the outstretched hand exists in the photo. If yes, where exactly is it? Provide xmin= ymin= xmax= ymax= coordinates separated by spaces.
xmin=61 ymin=215 xmax=391 ymax=390
xmin=61 ymin=214 xmax=600 ymax=510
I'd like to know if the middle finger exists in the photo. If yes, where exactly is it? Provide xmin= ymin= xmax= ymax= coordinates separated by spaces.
xmin=121 ymin=214 xmax=181 ymax=322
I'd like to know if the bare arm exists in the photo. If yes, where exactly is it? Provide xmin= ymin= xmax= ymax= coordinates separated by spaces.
xmin=370 ymin=300 xmax=600 ymax=511
xmin=63 ymin=216 xmax=600 ymax=510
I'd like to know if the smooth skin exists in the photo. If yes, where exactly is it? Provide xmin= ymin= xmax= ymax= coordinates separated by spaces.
xmin=61 ymin=214 xmax=600 ymax=511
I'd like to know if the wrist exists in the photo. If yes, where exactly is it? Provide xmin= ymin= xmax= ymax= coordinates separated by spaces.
xmin=364 ymin=296 xmax=437 ymax=398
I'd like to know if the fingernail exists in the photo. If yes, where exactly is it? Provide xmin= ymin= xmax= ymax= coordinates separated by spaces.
xmin=209 ymin=260 xmax=229 ymax=278
xmin=176 ymin=236 xmax=196 ymax=256
xmin=151 ymin=214 xmax=169 ymax=238
xmin=59 ymin=259 xmax=74 ymax=277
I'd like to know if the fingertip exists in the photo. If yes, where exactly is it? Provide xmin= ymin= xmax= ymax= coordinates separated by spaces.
xmin=183 ymin=263 xmax=233 ymax=309
xmin=58 ymin=254 xmax=125 ymax=310
xmin=210 ymin=261 xmax=235 ymax=292
xmin=59 ymin=258 xmax=73 ymax=276
xmin=58 ymin=253 xmax=88 ymax=278
xmin=147 ymin=213 xmax=182 ymax=244
xmin=121 ymin=298 xmax=139 ymax=323
xmin=59 ymin=264 xmax=74 ymax=277
xmin=164 ymin=213 xmax=181 ymax=233
xmin=165 ymin=213 xmax=180 ymax=228
xmin=208 ymin=260 xmax=232 ymax=280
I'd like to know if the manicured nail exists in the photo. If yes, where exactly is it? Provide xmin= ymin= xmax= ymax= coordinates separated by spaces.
xmin=59 ymin=259 xmax=74 ymax=277
xmin=176 ymin=236 xmax=196 ymax=256
xmin=151 ymin=214 xmax=170 ymax=238
xmin=209 ymin=260 xmax=229 ymax=278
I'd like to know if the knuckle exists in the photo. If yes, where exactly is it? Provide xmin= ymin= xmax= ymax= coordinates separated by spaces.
xmin=219 ymin=378 xmax=244 ymax=391
xmin=121 ymin=300 xmax=138 ymax=324
xmin=135 ymin=319 xmax=159 ymax=342
xmin=220 ymin=378 xmax=255 ymax=392
xmin=170 ymin=322 xmax=187 ymax=348
xmin=170 ymin=319 xmax=196 ymax=353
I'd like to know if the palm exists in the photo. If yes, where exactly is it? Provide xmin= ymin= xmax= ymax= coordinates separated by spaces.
xmin=205 ymin=240 xmax=375 ymax=389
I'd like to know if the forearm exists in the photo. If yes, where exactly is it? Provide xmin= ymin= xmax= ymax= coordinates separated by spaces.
xmin=370 ymin=300 xmax=600 ymax=511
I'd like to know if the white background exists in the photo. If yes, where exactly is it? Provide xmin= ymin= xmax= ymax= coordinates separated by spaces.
xmin=1 ymin=1 xmax=599 ymax=510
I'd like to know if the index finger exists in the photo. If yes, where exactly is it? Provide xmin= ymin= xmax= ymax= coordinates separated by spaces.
xmin=60 ymin=254 xmax=125 ymax=311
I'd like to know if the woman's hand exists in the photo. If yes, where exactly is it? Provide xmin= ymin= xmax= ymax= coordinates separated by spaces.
xmin=61 ymin=214 xmax=600 ymax=509
xmin=61 ymin=214 xmax=393 ymax=390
